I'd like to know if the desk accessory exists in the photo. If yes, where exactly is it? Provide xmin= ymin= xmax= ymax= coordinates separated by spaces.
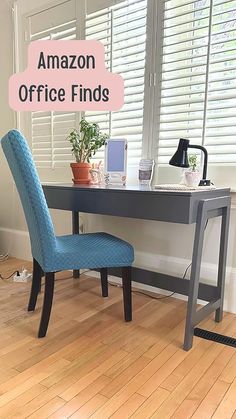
xmin=169 ymin=138 xmax=211 ymax=186
xmin=139 ymin=159 xmax=155 ymax=185
xmin=154 ymin=184 xmax=216 ymax=191
xmin=90 ymin=161 xmax=103 ymax=185
xmin=104 ymin=138 xmax=127 ymax=185
xmin=184 ymin=154 xmax=201 ymax=187
xmin=67 ymin=118 xmax=107 ymax=184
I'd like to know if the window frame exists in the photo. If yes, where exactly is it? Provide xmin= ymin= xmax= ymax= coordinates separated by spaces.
xmin=21 ymin=0 xmax=82 ymax=178
xmin=16 ymin=0 xmax=236 ymax=187
xmin=152 ymin=0 xmax=236 ymax=188
xmin=18 ymin=0 xmax=151 ymax=182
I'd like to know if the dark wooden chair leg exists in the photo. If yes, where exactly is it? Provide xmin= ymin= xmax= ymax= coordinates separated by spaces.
xmin=28 ymin=258 xmax=42 ymax=311
xmin=38 ymin=272 xmax=55 ymax=338
xmin=101 ymin=268 xmax=108 ymax=297
xmin=122 ymin=266 xmax=132 ymax=322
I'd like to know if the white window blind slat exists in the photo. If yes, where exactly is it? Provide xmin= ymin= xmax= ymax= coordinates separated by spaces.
xmin=29 ymin=1 xmax=76 ymax=169
xmin=157 ymin=0 xmax=236 ymax=165
xmin=85 ymin=0 xmax=147 ymax=166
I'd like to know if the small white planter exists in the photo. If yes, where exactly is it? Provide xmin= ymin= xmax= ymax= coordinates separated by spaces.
xmin=184 ymin=170 xmax=201 ymax=187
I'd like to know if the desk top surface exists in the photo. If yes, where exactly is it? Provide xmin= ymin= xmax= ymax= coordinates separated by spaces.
xmin=42 ymin=183 xmax=230 ymax=197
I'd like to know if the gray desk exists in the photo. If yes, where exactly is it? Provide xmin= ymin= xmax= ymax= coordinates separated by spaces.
xmin=42 ymin=184 xmax=231 ymax=350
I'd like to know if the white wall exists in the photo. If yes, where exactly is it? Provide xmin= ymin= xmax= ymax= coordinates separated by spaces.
xmin=1 ymin=0 xmax=236 ymax=314
xmin=0 ymin=0 xmax=26 ymax=237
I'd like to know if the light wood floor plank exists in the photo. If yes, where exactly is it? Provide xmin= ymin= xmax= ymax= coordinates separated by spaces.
xmin=69 ymin=394 xmax=108 ymax=418
xmin=131 ymin=387 xmax=170 ymax=419
xmin=110 ymin=393 xmax=146 ymax=418
xmin=27 ymin=396 xmax=65 ymax=419
xmin=0 ymin=257 xmax=236 ymax=419
xmin=172 ymin=344 xmax=236 ymax=418
xmin=191 ymin=379 xmax=230 ymax=419
xmin=49 ymin=375 xmax=111 ymax=418
xmin=212 ymin=377 xmax=236 ymax=419
xmin=0 ymin=384 xmax=46 ymax=418
xmin=218 ymin=350 xmax=236 ymax=384
xmin=150 ymin=316 xmax=236 ymax=419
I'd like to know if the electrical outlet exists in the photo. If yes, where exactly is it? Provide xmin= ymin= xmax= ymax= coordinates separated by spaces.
xmin=14 ymin=269 xmax=32 ymax=283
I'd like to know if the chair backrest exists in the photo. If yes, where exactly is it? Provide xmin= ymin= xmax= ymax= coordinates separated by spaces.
xmin=1 ymin=130 xmax=56 ymax=268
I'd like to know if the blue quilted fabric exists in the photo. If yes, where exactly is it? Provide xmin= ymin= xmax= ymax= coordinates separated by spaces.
xmin=1 ymin=130 xmax=134 ymax=272
xmin=53 ymin=233 xmax=133 ymax=271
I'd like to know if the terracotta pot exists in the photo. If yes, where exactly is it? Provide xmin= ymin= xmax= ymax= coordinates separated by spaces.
xmin=70 ymin=162 xmax=91 ymax=184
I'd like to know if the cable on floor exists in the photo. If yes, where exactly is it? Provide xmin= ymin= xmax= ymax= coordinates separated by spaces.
xmin=0 ymin=270 xmax=19 ymax=281
xmin=132 ymin=288 xmax=175 ymax=300
xmin=108 ymin=280 xmax=175 ymax=300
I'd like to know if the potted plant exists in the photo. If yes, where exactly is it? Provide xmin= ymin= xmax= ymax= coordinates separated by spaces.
xmin=68 ymin=118 xmax=108 ymax=184
xmin=184 ymin=154 xmax=201 ymax=187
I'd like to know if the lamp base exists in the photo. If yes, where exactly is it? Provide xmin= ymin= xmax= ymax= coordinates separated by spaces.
xmin=199 ymin=179 xmax=211 ymax=186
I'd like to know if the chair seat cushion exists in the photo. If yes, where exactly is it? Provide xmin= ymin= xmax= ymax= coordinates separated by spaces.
xmin=44 ymin=232 xmax=134 ymax=272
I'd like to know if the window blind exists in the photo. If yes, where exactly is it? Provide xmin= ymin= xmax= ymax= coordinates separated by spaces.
xmin=85 ymin=0 xmax=147 ymax=165
xmin=29 ymin=0 xmax=77 ymax=168
xmin=158 ymin=0 xmax=236 ymax=165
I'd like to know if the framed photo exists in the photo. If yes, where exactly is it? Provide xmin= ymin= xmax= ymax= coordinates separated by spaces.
xmin=104 ymin=139 xmax=127 ymax=185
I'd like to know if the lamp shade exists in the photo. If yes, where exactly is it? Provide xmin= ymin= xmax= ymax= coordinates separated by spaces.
xmin=169 ymin=138 xmax=190 ymax=168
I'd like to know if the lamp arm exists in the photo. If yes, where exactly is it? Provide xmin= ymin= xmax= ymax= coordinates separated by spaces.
xmin=188 ymin=144 xmax=208 ymax=180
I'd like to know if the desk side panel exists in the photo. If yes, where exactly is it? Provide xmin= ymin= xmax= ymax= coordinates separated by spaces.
xmin=189 ymin=189 xmax=231 ymax=223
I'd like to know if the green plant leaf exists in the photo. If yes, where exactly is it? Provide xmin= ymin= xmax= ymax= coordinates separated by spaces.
xmin=66 ymin=118 xmax=108 ymax=163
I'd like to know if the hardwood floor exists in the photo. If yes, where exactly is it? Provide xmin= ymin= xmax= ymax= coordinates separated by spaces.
xmin=0 ymin=257 xmax=236 ymax=418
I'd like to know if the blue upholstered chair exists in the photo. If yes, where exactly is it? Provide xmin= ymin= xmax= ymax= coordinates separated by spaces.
xmin=1 ymin=130 xmax=134 ymax=337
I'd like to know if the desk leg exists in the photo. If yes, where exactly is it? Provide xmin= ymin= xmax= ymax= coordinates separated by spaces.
xmin=215 ymin=204 xmax=230 ymax=322
xmin=184 ymin=197 xmax=231 ymax=351
xmin=184 ymin=202 xmax=206 ymax=351
xmin=72 ymin=211 xmax=80 ymax=279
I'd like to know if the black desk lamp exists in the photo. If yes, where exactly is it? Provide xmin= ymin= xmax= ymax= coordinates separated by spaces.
xmin=169 ymin=138 xmax=211 ymax=186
